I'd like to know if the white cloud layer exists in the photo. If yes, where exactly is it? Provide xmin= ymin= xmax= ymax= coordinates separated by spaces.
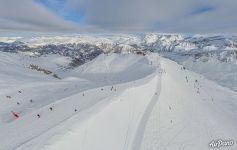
xmin=0 ymin=0 xmax=237 ymax=33
xmin=0 ymin=0 xmax=85 ymax=33
xmin=66 ymin=0 xmax=237 ymax=33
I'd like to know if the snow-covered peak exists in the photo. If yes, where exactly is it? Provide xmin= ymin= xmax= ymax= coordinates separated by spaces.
xmin=1 ymin=33 xmax=237 ymax=52
xmin=0 ymin=37 xmax=22 ymax=43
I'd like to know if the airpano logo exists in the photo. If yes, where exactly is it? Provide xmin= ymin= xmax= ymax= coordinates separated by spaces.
xmin=209 ymin=139 xmax=234 ymax=148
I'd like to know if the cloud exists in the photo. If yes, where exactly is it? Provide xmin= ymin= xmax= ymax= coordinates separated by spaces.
xmin=35 ymin=0 xmax=85 ymax=23
xmin=65 ymin=0 xmax=237 ymax=33
xmin=191 ymin=6 xmax=215 ymax=15
xmin=0 ymin=0 xmax=237 ymax=33
xmin=159 ymin=0 xmax=237 ymax=33
xmin=0 ymin=0 xmax=87 ymax=33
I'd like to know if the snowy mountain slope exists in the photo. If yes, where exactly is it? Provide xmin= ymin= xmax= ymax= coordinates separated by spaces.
xmin=1 ymin=34 xmax=237 ymax=52
xmin=0 ymin=52 xmax=157 ymax=150
xmin=162 ymin=50 xmax=237 ymax=91
xmin=141 ymin=57 xmax=237 ymax=150
xmin=1 ymin=53 xmax=236 ymax=150
xmin=40 ymin=55 xmax=237 ymax=150
xmin=1 ymin=33 xmax=237 ymax=92
xmin=1 ymin=34 xmax=237 ymax=56
xmin=26 ymin=73 xmax=160 ymax=150
xmin=0 ymin=33 xmax=237 ymax=150
xmin=66 ymin=53 xmax=156 ymax=85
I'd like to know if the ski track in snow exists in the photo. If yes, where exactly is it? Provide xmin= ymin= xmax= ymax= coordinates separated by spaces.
xmin=140 ymin=58 xmax=237 ymax=150
xmin=131 ymin=70 xmax=161 ymax=150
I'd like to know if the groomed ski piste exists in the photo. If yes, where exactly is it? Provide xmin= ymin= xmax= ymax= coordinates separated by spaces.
xmin=0 ymin=53 xmax=237 ymax=150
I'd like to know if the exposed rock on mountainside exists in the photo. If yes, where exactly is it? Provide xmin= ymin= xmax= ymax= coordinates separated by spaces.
xmin=0 ymin=34 xmax=237 ymax=90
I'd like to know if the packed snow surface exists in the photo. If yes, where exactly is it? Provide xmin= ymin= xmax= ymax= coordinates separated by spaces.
xmin=0 ymin=52 xmax=236 ymax=150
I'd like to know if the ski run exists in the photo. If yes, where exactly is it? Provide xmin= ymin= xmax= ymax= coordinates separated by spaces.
xmin=0 ymin=53 xmax=236 ymax=150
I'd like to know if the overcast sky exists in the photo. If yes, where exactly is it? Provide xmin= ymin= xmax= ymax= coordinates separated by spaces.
xmin=0 ymin=0 xmax=237 ymax=34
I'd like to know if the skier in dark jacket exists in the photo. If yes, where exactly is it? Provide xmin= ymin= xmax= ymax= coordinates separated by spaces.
xmin=37 ymin=114 xmax=41 ymax=118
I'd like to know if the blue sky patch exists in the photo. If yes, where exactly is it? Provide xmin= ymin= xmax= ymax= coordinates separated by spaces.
xmin=191 ymin=6 xmax=215 ymax=15
xmin=35 ymin=0 xmax=85 ymax=24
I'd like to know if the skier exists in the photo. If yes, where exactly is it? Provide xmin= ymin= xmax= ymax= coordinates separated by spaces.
xmin=17 ymin=102 xmax=20 ymax=105
xmin=30 ymin=99 xmax=33 ymax=103
xmin=197 ymin=90 xmax=200 ymax=94
xmin=37 ymin=114 xmax=41 ymax=118
xmin=185 ymin=76 xmax=188 ymax=82
xmin=49 ymin=107 xmax=53 ymax=111
xmin=11 ymin=111 xmax=19 ymax=119
xmin=211 ymin=97 xmax=214 ymax=102
xmin=74 ymin=108 xmax=78 ymax=112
